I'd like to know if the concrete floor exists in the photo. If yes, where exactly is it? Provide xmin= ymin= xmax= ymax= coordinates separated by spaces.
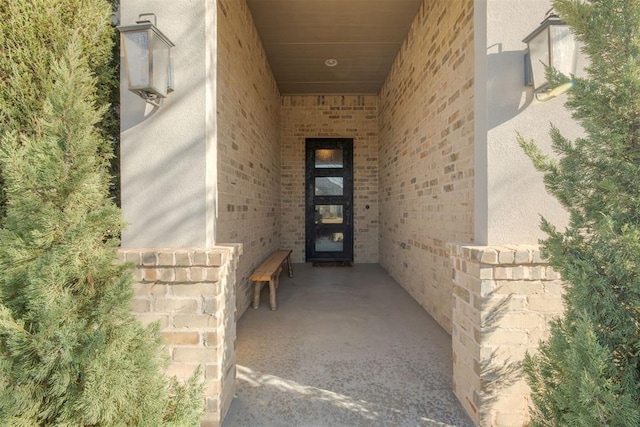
xmin=222 ymin=263 xmax=474 ymax=427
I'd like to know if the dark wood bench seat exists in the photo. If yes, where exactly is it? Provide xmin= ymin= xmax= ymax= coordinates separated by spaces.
xmin=249 ymin=249 xmax=293 ymax=310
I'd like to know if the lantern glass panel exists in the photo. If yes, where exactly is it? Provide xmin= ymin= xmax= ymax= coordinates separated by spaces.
xmin=551 ymin=25 xmax=577 ymax=77
xmin=151 ymin=32 xmax=171 ymax=97
xmin=528 ymin=28 xmax=550 ymax=91
xmin=123 ymin=30 xmax=150 ymax=88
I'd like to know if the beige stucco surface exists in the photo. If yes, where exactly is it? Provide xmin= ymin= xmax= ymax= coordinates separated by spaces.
xmin=120 ymin=0 xmax=216 ymax=248
xmin=475 ymin=0 xmax=578 ymax=246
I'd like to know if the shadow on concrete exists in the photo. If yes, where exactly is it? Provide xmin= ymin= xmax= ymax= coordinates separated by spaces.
xmin=223 ymin=263 xmax=474 ymax=427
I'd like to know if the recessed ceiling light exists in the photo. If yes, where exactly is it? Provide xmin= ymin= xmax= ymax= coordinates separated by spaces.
xmin=324 ymin=58 xmax=338 ymax=67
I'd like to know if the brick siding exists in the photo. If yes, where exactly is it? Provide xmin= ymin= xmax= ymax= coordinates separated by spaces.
xmin=281 ymin=95 xmax=379 ymax=263
xmin=120 ymin=245 xmax=242 ymax=427
xmin=378 ymin=0 xmax=475 ymax=332
xmin=216 ymin=0 xmax=282 ymax=317
xmin=450 ymin=244 xmax=564 ymax=426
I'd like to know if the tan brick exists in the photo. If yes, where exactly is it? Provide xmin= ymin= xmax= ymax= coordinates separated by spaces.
xmin=528 ymin=265 xmax=545 ymax=280
xmin=173 ymin=314 xmax=217 ymax=328
xmin=175 ymin=268 xmax=190 ymax=282
xmin=162 ymin=331 xmax=201 ymax=345
xmin=546 ymin=267 xmax=562 ymax=280
xmin=142 ymin=252 xmax=158 ymax=266
xmin=131 ymin=298 xmax=150 ymax=313
xmin=175 ymin=252 xmax=192 ymax=266
xmin=480 ymin=249 xmax=498 ymax=264
xmin=124 ymin=251 xmax=142 ymax=265
xmin=190 ymin=267 xmax=206 ymax=282
xmin=200 ymin=412 xmax=220 ymax=427
xmin=207 ymin=252 xmax=223 ymax=266
xmin=511 ymin=266 xmax=527 ymax=280
xmin=479 ymin=266 xmax=493 ymax=280
xmin=206 ymin=364 xmax=221 ymax=379
xmin=496 ymin=312 xmax=546 ymax=329
xmin=513 ymin=248 xmax=531 ymax=264
xmin=532 ymin=250 xmax=545 ymax=263
xmin=493 ymin=267 xmax=512 ymax=280
xmin=134 ymin=314 xmax=170 ymax=328
xmin=497 ymin=280 xmax=544 ymax=295
xmin=497 ymin=250 xmax=515 ymax=265
xmin=527 ymin=295 xmax=565 ymax=313
xmin=133 ymin=268 xmax=144 ymax=282
xmin=164 ymin=363 xmax=201 ymax=379
xmin=205 ymin=268 xmax=220 ymax=282
xmin=172 ymin=282 xmax=217 ymax=297
xmin=203 ymin=297 xmax=218 ymax=315
xmin=544 ymin=280 xmax=565 ymax=295
xmin=483 ymin=330 xmax=528 ymax=346
xmin=193 ymin=251 xmax=208 ymax=266
xmin=158 ymin=252 xmax=175 ymax=266
xmin=173 ymin=348 xmax=218 ymax=362
xmin=155 ymin=298 xmax=199 ymax=313
xmin=453 ymin=285 xmax=470 ymax=303
xmin=159 ymin=267 xmax=175 ymax=282
xmin=134 ymin=282 xmax=168 ymax=297
xmin=143 ymin=268 xmax=158 ymax=282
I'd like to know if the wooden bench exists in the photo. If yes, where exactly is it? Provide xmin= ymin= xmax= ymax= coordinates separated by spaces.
xmin=249 ymin=250 xmax=293 ymax=311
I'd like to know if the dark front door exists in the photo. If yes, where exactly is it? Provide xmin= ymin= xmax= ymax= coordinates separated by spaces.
xmin=305 ymin=138 xmax=354 ymax=262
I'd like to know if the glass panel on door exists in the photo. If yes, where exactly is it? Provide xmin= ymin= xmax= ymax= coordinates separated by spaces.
xmin=314 ymin=177 xmax=344 ymax=196
xmin=314 ymin=205 xmax=344 ymax=224
xmin=315 ymin=231 xmax=344 ymax=252
xmin=314 ymin=149 xmax=343 ymax=168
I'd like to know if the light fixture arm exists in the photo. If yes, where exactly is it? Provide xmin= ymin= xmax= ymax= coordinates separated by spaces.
xmin=136 ymin=13 xmax=157 ymax=26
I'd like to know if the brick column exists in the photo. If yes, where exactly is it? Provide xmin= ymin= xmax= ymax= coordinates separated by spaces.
xmin=449 ymin=244 xmax=564 ymax=426
xmin=119 ymin=245 xmax=242 ymax=427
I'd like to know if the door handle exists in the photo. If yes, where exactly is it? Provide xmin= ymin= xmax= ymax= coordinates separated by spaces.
xmin=346 ymin=210 xmax=351 ymax=226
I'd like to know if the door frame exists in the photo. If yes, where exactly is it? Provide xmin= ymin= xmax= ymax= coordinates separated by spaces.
xmin=305 ymin=138 xmax=354 ymax=262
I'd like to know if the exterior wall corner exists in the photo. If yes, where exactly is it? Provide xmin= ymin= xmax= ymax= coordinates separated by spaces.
xmin=121 ymin=245 xmax=242 ymax=427
xmin=449 ymin=243 xmax=564 ymax=426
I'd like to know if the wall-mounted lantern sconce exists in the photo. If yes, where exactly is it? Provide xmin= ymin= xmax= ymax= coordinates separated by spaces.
xmin=118 ymin=14 xmax=174 ymax=107
xmin=523 ymin=10 xmax=585 ymax=98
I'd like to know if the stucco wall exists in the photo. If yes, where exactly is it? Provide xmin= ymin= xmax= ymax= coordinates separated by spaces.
xmin=281 ymin=96 xmax=379 ymax=263
xmin=216 ymin=0 xmax=282 ymax=316
xmin=474 ymin=0 xmax=578 ymax=245
xmin=378 ymin=0 xmax=474 ymax=332
xmin=120 ymin=0 xmax=215 ymax=248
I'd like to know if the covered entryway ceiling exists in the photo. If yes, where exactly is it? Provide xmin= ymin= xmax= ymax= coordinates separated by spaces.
xmin=245 ymin=0 xmax=424 ymax=95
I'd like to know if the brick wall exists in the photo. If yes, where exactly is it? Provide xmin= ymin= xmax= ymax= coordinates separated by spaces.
xmin=120 ymin=245 xmax=241 ymax=427
xmin=281 ymin=95 xmax=379 ymax=263
xmin=378 ymin=0 xmax=474 ymax=332
xmin=449 ymin=244 xmax=564 ymax=426
xmin=216 ymin=0 xmax=282 ymax=317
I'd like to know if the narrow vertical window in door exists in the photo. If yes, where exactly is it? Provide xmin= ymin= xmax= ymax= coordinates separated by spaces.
xmin=305 ymin=138 xmax=354 ymax=262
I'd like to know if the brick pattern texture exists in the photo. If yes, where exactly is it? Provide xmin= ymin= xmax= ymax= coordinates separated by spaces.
xmin=120 ymin=246 xmax=241 ymax=427
xmin=450 ymin=244 xmax=565 ymax=427
xmin=378 ymin=0 xmax=474 ymax=333
xmin=217 ymin=0 xmax=282 ymax=317
xmin=281 ymin=95 xmax=379 ymax=263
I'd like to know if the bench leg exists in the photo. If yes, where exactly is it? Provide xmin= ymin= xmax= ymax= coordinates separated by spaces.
xmin=269 ymin=277 xmax=278 ymax=311
xmin=286 ymin=255 xmax=293 ymax=278
xmin=252 ymin=281 xmax=263 ymax=309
